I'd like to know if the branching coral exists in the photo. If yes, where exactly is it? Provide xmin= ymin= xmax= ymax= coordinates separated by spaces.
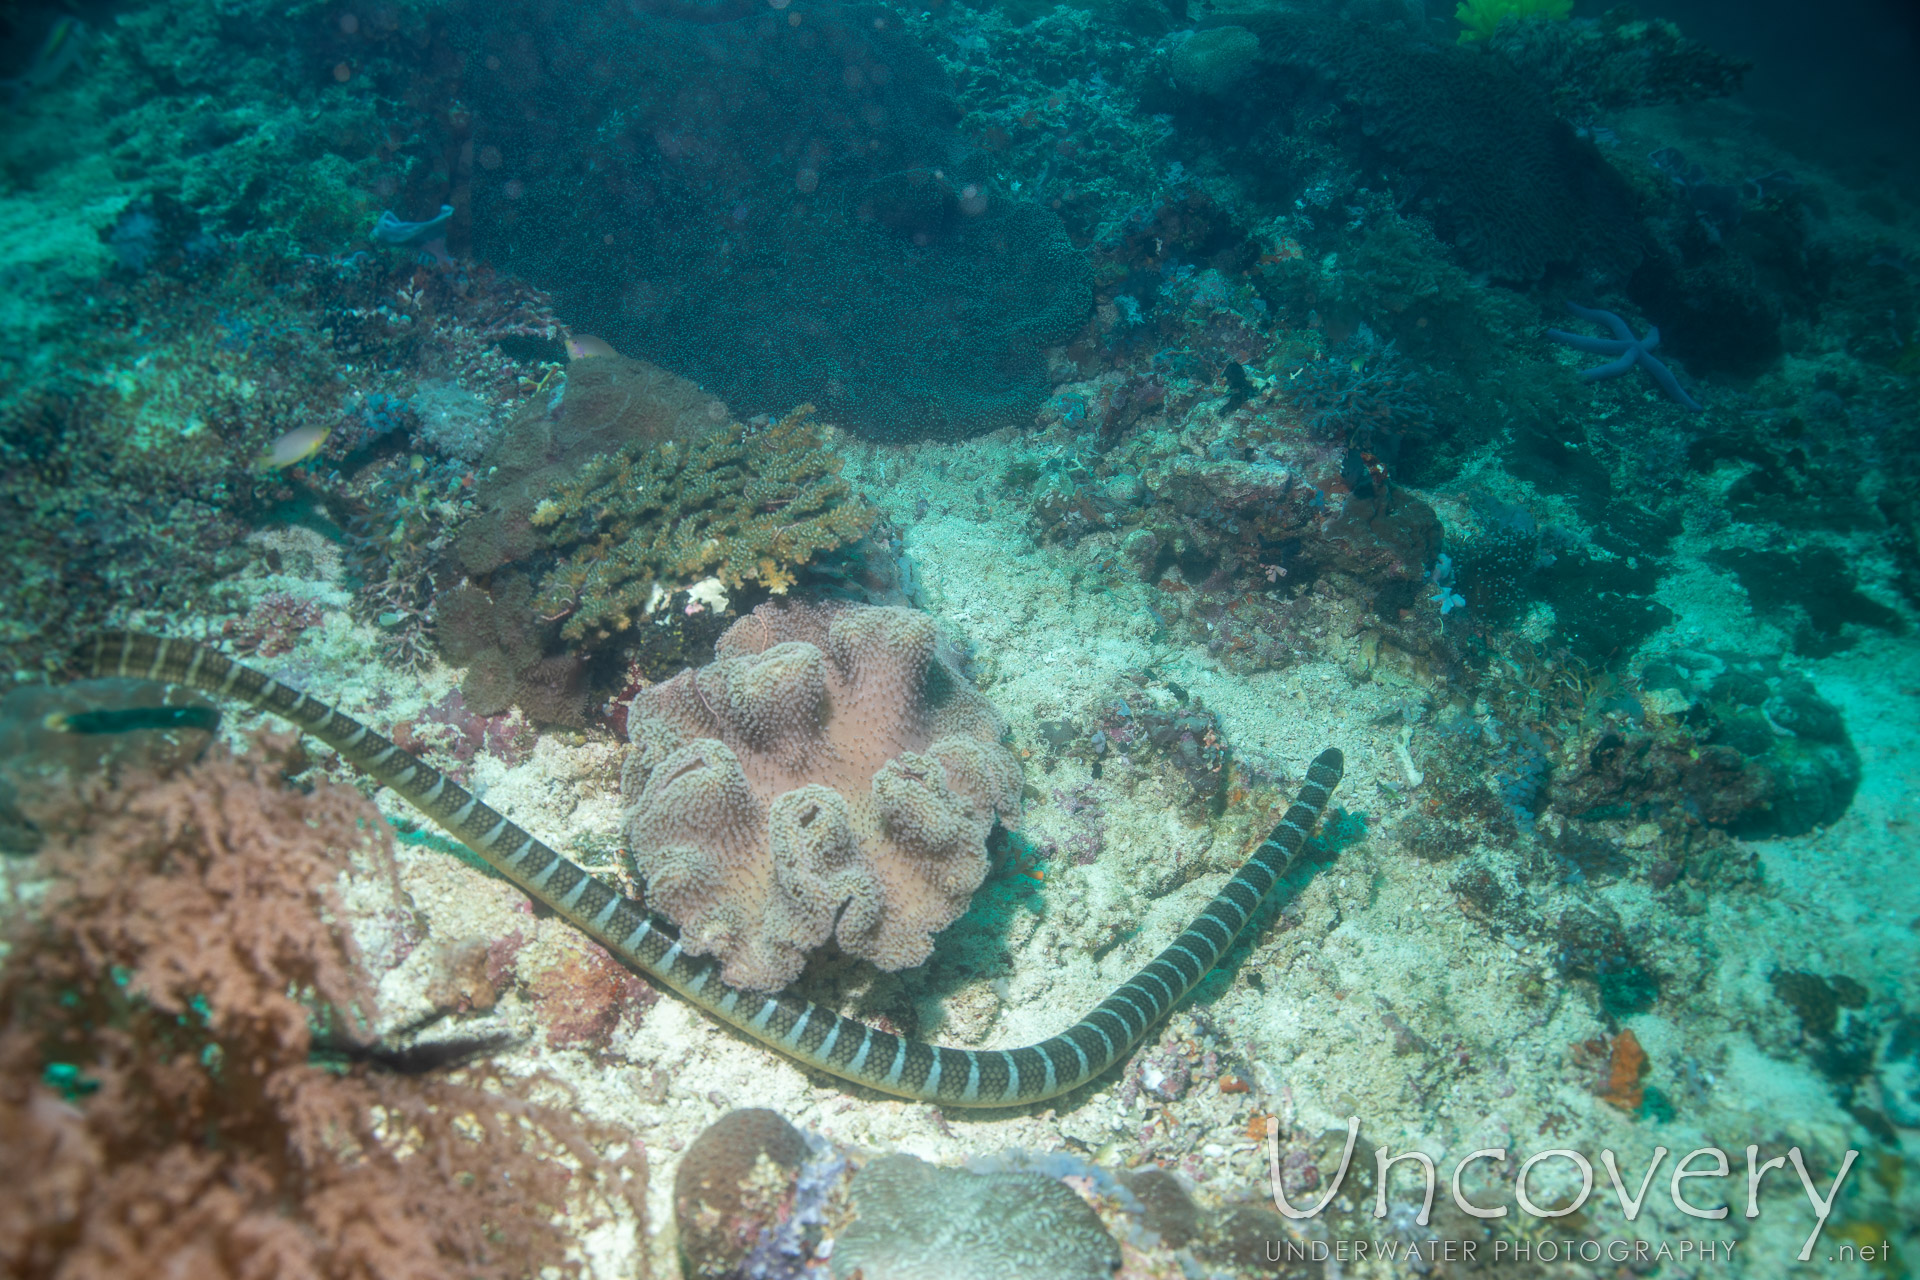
xmin=0 ymin=739 xmax=647 ymax=1279
xmin=530 ymin=407 xmax=876 ymax=642
xmin=1284 ymin=330 xmax=1434 ymax=456
xmin=620 ymin=601 xmax=1022 ymax=991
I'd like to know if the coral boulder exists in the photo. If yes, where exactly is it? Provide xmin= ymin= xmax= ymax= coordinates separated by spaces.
xmin=674 ymin=1109 xmax=812 ymax=1279
xmin=621 ymin=602 xmax=1022 ymax=991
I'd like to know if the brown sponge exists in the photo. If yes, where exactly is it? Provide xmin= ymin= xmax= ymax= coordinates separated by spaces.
xmin=621 ymin=602 xmax=1022 ymax=991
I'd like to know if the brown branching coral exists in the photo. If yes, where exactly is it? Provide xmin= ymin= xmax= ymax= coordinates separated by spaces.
xmin=0 ymin=740 xmax=646 ymax=1280
xmin=621 ymin=601 xmax=1023 ymax=991
xmin=529 ymin=406 xmax=876 ymax=642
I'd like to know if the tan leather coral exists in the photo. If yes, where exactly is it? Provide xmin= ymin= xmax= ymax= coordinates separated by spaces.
xmin=620 ymin=601 xmax=1023 ymax=991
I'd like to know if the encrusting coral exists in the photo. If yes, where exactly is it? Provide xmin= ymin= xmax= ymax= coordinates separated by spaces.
xmin=831 ymin=1152 xmax=1121 ymax=1280
xmin=529 ymin=406 xmax=876 ymax=642
xmin=0 ymin=736 xmax=647 ymax=1280
xmin=620 ymin=601 xmax=1023 ymax=991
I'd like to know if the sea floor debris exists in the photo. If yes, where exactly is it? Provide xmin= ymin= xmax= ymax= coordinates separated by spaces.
xmin=1 ymin=0 xmax=1916 ymax=1274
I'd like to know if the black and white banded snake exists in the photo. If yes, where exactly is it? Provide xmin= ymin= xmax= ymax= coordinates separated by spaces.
xmin=80 ymin=632 xmax=1343 ymax=1107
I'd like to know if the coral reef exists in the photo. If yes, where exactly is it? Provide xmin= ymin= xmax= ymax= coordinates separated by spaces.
xmin=831 ymin=1152 xmax=1120 ymax=1280
xmin=1484 ymin=9 xmax=1750 ymax=113
xmin=1554 ymin=900 xmax=1660 ymax=1017
xmin=0 ymin=216 xmax=565 ymax=675
xmin=1454 ymin=0 xmax=1572 ymax=44
xmin=1091 ymin=691 xmax=1230 ymax=812
xmin=1629 ymin=649 xmax=1863 ymax=836
xmin=431 ymin=575 xmax=591 ymax=728
xmin=527 ymin=407 xmax=877 ymax=642
xmin=1771 ymin=970 xmax=1867 ymax=1042
xmin=1050 ymin=782 xmax=1109 ymax=863
xmin=1175 ymin=13 xmax=1644 ymax=282
xmin=1578 ymin=1026 xmax=1650 ymax=1111
xmin=1019 ymin=425 xmax=1443 ymax=675
xmin=0 ymin=739 xmax=646 ymax=1279
xmin=621 ymin=601 xmax=1023 ymax=991
xmin=0 ymin=261 xmax=331 ymax=671
xmin=0 ymin=0 xmax=1915 ymax=1270
xmin=219 ymin=591 xmax=327 ymax=659
xmin=390 ymin=687 xmax=533 ymax=777
xmin=436 ymin=369 xmax=872 ymax=720
xmin=1771 ymin=971 xmax=1883 ymax=1117
xmin=671 ymin=1110 xmax=1282 ymax=1279
xmin=673 ymin=1109 xmax=815 ymax=1280
xmin=1451 ymin=501 xmax=1550 ymax=625
xmin=1283 ymin=328 xmax=1435 ymax=458
xmin=1169 ymin=27 xmax=1260 ymax=97
xmin=522 ymin=932 xmax=658 ymax=1052
xmin=455 ymin=1 xmax=1091 ymax=441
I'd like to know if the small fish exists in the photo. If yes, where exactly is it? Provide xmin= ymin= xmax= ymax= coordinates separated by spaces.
xmin=565 ymin=334 xmax=619 ymax=360
xmin=2 ymin=16 xmax=86 ymax=102
xmin=44 ymin=705 xmax=221 ymax=735
xmin=370 ymin=204 xmax=454 ymax=247
xmin=261 ymin=423 xmax=331 ymax=469
xmin=1222 ymin=360 xmax=1254 ymax=412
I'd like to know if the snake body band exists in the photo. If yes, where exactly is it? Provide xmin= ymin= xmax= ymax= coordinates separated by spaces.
xmin=80 ymin=633 xmax=1343 ymax=1107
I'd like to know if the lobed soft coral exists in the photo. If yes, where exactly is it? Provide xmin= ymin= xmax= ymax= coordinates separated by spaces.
xmin=530 ymin=406 xmax=876 ymax=642
xmin=0 ymin=739 xmax=646 ymax=1280
xmin=620 ymin=601 xmax=1023 ymax=991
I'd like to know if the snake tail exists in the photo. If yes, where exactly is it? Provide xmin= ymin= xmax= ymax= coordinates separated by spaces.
xmin=81 ymin=632 xmax=1343 ymax=1106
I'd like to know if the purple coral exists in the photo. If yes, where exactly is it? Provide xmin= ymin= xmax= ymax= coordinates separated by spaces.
xmin=392 ymin=689 xmax=531 ymax=772
xmin=621 ymin=601 xmax=1023 ymax=990
xmin=1051 ymin=783 xmax=1107 ymax=865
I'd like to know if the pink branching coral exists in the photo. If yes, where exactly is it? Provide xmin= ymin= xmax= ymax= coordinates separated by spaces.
xmin=0 ymin=738 xmax=646 ymax=1279
xmin=621 ymin=601 xmax=1023 ymax=990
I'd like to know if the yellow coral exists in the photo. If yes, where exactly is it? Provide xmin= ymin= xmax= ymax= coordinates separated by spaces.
xmin=756 ymin=558 xmax=797 ymax=594
xmin=530 ymin=406 xmax=875 ymax=641
xmin=1455 ymin=0 xmax=1571 ymax=42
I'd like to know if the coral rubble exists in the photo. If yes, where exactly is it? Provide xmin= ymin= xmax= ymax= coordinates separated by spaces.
xmin=832 ymin=1152 xmax=1120 ymax=1280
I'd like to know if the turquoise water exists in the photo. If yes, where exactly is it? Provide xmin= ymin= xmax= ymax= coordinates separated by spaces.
xmin=1 ymin=0 xmax=1914 ymax=1275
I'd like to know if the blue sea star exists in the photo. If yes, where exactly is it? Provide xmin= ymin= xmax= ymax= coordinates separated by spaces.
xmin=1546 ymin=302 xmax=1703 ymax=413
